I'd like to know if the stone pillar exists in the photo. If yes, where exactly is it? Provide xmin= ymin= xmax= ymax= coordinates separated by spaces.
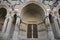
xmin=12 ymin=16 xmax=20 ymax=40
xmin=45 ymin=16 xmax=55 ymax=40
xmin=2 ymin=17 xmax=9 ymax=33
xmin=4 ymin=15 xmax=14 ymax=39
xmin=57 ymin=18 xmax=60 ymax=29
xmin=53 ymin=16 xmax=60 ymax=38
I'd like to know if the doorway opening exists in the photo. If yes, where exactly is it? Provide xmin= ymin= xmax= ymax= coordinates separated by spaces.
xmin=21 ymin=3 xmax=45 ymax=39
xmin=27 ymin=24 xmax=38 ymax=38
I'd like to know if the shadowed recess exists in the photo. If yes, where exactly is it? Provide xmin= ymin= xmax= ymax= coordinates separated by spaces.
xmin=21 ymin=3 xmax=45 ymax=24
xmin=0 ymin=8 xmax=7 ymax=31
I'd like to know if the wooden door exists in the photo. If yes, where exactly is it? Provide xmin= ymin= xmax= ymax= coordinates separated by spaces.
xmin=27 ymin=24 xmax=32 ymax=38
xmin=33 ymin=24 xmax=38 ymax=38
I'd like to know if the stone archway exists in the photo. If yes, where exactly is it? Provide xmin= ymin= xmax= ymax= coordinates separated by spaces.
xmin=20 ymin=3 xmax=48 ymax=40
xmin=21 ymin=3 xmax=45 ymax=24
xmin=0 ymin=8 xmax=7 ymax=31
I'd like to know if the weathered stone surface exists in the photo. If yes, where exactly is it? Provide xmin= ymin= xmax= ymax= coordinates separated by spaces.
xmin=0 ymin=0 xmax=60 ymax=40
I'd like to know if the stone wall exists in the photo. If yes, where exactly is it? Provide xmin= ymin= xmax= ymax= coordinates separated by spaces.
xmin=0 ymin=0 xmax=60 ymax=40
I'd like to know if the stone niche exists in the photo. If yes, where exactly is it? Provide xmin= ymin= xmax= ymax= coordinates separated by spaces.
xmin=21 ymin=3 xmax=45 ymax=24
xmin=0 ymin=8 xmax=7 ymax=31
xmin=20 ymin=3 xmax=46 ymax=32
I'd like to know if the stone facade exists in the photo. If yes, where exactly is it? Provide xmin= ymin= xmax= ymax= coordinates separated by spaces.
xmin=0 ymin=0 xmax=60 ymax=40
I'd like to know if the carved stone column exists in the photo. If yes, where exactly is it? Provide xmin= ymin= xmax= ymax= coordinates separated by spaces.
xmin=57 ymin=18 xmax=60 ymax=29
xmin=12 ymin=16 xmax=20 ymax=40
xmin=45 ymin=16 xmax=55 ymax=40
xmin=4 ymin=15 xmax=14 ymax=39
xmin=2 ymin=17 xmax=9 ymax=33
xmin=53 ymin=16 xmax=60 ymax=38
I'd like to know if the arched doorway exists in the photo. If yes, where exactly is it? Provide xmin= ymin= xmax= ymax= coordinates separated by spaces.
xmin=20 ymin=3 xmax=48 ymax=40
xmin=0 ymin=8 xmax=7 ymax=31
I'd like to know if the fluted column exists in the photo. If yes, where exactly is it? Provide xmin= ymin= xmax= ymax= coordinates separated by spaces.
xmin=12 ymin=16 xmax=20 ymax=40
xmin=53 ymin=16 xmax=60 ymax=38
xmin=45 ymin=16 xmax=55 ymax=40
xmin=5 ymin=15 xmax=14 ymax=38
xmin=2 ymin=17 xmax=9 ymax=33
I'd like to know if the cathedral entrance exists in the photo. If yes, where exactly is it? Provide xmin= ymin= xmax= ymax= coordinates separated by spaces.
xmin=27 ymin=24 xmax=38 ymax=38
xmin=20 ymin=3 xmax=48 ymax=40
